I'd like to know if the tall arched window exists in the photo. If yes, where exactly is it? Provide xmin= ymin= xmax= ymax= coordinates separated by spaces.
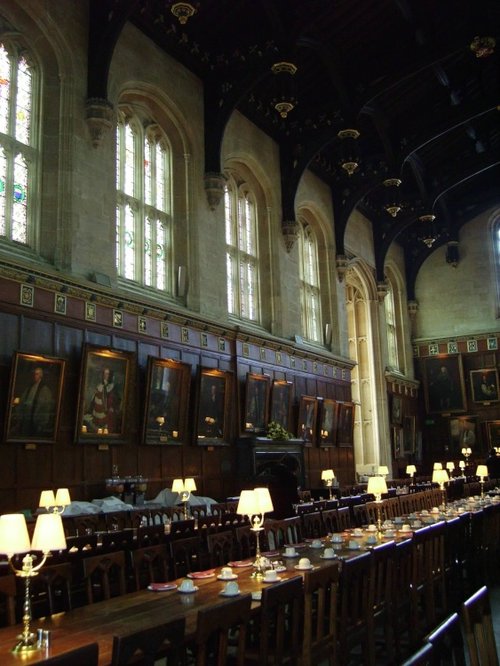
xmin=224 ymin=173 xmax=260 ymax=322
xmin=384 ymin=282 xmax=399 ymax=371
xmin=116 ymin=110 xmax=171 ymax=292
xmin=298 ymin=221 xmax=322 ymax=343
xmin=0 ymin=40 xmax=38 ymax=246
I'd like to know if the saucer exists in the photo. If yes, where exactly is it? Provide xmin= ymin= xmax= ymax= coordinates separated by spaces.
xmin=177 ymin=586 xmax=199 ymax=594
xmin=309 ymin=543 xmax=323 ymax=549
xmin=251 ymin=591 xmax=262 ymax=601
xmin=282 ymin=552 xmax=299 ymax=558
xmin=294 ymin=564 xmax=313 ymax=570
xmin=148 ymin=583 xmax=177 ymax=592
xmin=217 ymin=574 xmax=238 ymax=581
xmin=320 ymin=554 xmax=337 ymax=560
xmin=220 ymin=590 xmax=240 ymax=597
xmin=262 ymin=576 xmax=282 ymax=583
xmin=348 ymin=544 xmax=361 ymax=550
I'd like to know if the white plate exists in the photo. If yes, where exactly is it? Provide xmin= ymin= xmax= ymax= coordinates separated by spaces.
xmin=262 ymin=576 xmax=282 ymax=583
xmin=148 ymin=583 xmax=177 ymax=592
xmin=294 ymin=564 xmax=314 ymax=570
xmin=348 ymin=545 xmax=361 ymax=551
xmin=219 ymin=591 xmax=240 ymax=597
xmin=251 ymin=591 xmax=262 ymax=601
xmin=217 ymin=574 xmax=238 ymax=581
xmin=177 ymin=586 xmax=199 ymax=594
xmin=320 ymin=554 xmax=337 ymax=559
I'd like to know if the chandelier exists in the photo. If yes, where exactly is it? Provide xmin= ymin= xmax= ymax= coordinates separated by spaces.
xmin=337 ymin=129 xmax=360 ymax=176
xmin=271 ymin=62 xmax=298 ymax=119
xmin=470 ymin=35 xmax=496 ymax=58
xmin=382 ymin=178 xmax=403 ymax=217
xmin=170 ymin=2 xmax=196 ymax=24
xmin=418 ymin=214 xmax=439 ymax=247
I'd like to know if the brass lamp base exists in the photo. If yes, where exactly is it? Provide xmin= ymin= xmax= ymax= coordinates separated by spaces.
xmin=251 ymin=527 xmax=266 ymax=579
xmin=12 ymin=632 xmax=39 ymax=653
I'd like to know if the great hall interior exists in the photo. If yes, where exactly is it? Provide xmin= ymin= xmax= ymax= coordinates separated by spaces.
xmin=0 ymin=1 xmax=499 ymax=663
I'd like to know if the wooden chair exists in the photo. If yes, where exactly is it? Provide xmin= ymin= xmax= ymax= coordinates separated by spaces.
xmin=301 ymin=562 xmax=340 ymax=666
xmin=100 ymin=529 xmax=135 ymax=553
xmin=65 ymin=533 xmax=98 ymax=556
xmin=111 ymin=617 xmax=185 ymax=665
xmin=371 ymin=540 xmax=397 ymax=663
xmin=263 ymin=517 xmax=302 ymax=550
xmin=170 ymin=535 xmax=204 ymax=578
xmin=104 ymin=511 xmax=132 ymax=531
xmin=443 ymin=515 xmax=469 ymax=607
xmin=383 ymin=497 xmax=401 ymax=520
xmin=337 ymin=551 xmax=375 ymax=666
xmin=334 ymin=506 xmax=352 ymax=531
xmin=129 ymin=544 xmax=170 ymax=591
xmin=246 ymin=576 xmax=303 ymax=665
xmin=136 ymin=524 xmax=165 ymax=548
xmin=169 ymin=518 xmax=196 ymax=539
xmin=206 ymin=530 xmax=236 ymax=567
xmin=321 ymin=508 xmax=339 ymax=534
xmin=363 ymin=502 xmax=380 ymax=525
xmin=301 ymin=511 xmax=324 ymax=539
xmin=191 ymin=594 xmax=252 ymax=666
xmin=400 ymin=642 xmax=434 ymax=666
xmin=36 ymin=642 xmax=99 ymax=665
xmin=72 ymin=515 xmax=101 ymax=536
xmin=233 ymin=524 xmax=256 ymax=559
xmin=31 ymin=562 xmax=73 ymax=617
xmin=352 ymin=503 xmax=369 ymax=528
xmin=426 ymin=612 xmax=466 ymax=666
xmin=0 ymin=574 xmax=16 ymax=626
xmin=81 ymin=550 xmax=127 ymax=603
xmin=460 ymin=586 xmax=500 ymax=666
xmin=392 ymin=538 xmax=414 ymax=662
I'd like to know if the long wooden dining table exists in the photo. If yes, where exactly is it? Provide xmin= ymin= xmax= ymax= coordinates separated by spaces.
xmin=0 ymin=533 xmax=399 ymax=665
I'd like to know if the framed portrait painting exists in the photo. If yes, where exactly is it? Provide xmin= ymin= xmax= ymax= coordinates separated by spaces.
xmin=485 ymin=421 xmax=500 ymax=449
xmin=318 ymin=398 xmax=339 ymax=447
xmin=297 ymin=395 xmax=318 ymax=446
xmin=449 ymin=415 xmax=478 ymax=454
xmin=196 ymin=368 xmax=233 ymax=445
xmin=243 ymin=373 xmax=270 ymax=434
xmin=5 ymin=352 xmax=66 ymax=444
xmin=142 ymin=357 xmax=191 ymax=445
xmin=76 ymin=345 xmax=135 ymax=444
xmin=269 ymin=380 xmax=293 ymax=431
xmin=402 ymin=415 xmax=416 ymax=454
xmin=391 ymin=394 xmax=402 ymax=425
xmin=422 ymin=355 xmax=467 ymax=414
xmin=337 ymin=401 xmax=355 ymax=447
xmin=470 ymin=368 xmax=500 ymax=403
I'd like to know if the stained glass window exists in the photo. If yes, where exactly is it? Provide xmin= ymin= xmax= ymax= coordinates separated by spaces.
xmin=116 ymin=113 xmax=171 ymax=292
xmin=299 ymin=222 xmax=322 ymax=342
xmin=224 ymin=174 xmax=260 ymax=322
xmin=0 ymin=42 xmax=36 ymax=246
xmin=385 ymin=282 xmax=399 ymax=371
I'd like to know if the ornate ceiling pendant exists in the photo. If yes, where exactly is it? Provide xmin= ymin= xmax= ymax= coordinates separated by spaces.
xmin=470 ymin=35 xmax=496 ymax=58
xmin=418 ymin=214 xmax=438 ymax=247
xmin=171 ymin=2 xmax=196 ymax=24
xmin=382 ymin=178 xmax=403 ymax=217
xmin=271 ymin=62 xmax=298 ymax=119
xmin=337 ymin=129 xmax=360 ymax=176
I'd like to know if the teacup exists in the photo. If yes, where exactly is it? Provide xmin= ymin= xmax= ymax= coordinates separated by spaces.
xmin=285 ymin=546 xmax=297 ymax=557
xmin=384 ymin=529 xmax=396 ymax=537
xmin=353 ymin=529 xmax=363 ymax=537
xmin=394 ymin=516 xmax=403 ymax=524
xmin=457 ymin=507 xmax=465 ymax=514
xmin=332 ymin=534 xmax=343 ymax=543
xmin=179 ymin=578 xmax=195 ymax=592
xmin=323 ymin=547 xmax=335 ymax=558
xmin=311 ymin=539 xmax=322 ymax=548
xmin=421 ymin=509 xmax=429 ymax=515
xmin=223 ymin=581 xmax=239 ymax=595
xmin=366 ymin=534 xmax=377 ymax=544
xmin=263 ymin=569 xmax=278 ymax=582
xmin=367 ymin=524 xmax=377 ymax=532
xmin=431 ymin=506 xmax=439 ymax=513
xmin=400 ymin=524 xmax=411 ymax=532
xmin=220 ymin=566 xmax=233 ymax=579
xmin=348 ymin=540 xmax=360 ymax=550
xmin=412 ymin=519 xmax=422 ymax=528
xmin=298 ymin=557 xmax=311 ymax=569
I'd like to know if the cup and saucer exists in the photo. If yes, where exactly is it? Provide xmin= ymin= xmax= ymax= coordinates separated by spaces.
xmin=320 ymin=547 xmax=337 ymax=560
xmin=220 ymin=581 xmax=240 ymax=597
xmin=177 ymin=579 xmax=198 ymax=594
xmin=262 ymin=570 xmax=281 ymax=583
xmin=294 ymin=557 xmax=313 ymax=570
xmin=348 ymin=540 xmax=361 ymax=550
xmin=283 ymin=547 xmax=299 ymax=558
xmin=309 ymin=539 xmax=323 ymax=549
xmin=217 ymin=566 xmax=237 ymax=581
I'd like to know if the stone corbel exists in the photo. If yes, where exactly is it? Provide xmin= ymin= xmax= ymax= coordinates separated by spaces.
xmin=85 ymin=98 xmax=114 ymax=148
xmin=335 ymin=255 xmax=350 ymax=282
xmin=204 ymin=172 xmax=227 ymax=211
xmin=407 ymin=300 xmax=419 ymax=320
xmin=281 ymin=220 xmax=300 ymax=253
xmin=377 ymin=280 xmax=389 ymax=302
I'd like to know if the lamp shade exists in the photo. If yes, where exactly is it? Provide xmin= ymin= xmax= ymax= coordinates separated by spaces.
xmin=378 ymin=465 xmax=389 ymax=476
xmin=367 ymin=475 xmax=388 ymax=497
xmin=433 ymin=462 xmax=443 ymax=471
xmin=236 ymin=490 xmax=258 ymax=516
xmin=254 ymin=487 xmax=274 ymax=514
xmin=0 ymin=514 xmax=31 ymax=557
xmin=171 ymin=478 xmax=184 ymax=493
xmin=39 ymin=490 xmax=56 ymax=509
xmin=446 ymin=462 xmax=455 ymax=472
xmin=406 ymin=464 xmax=417 ymax=475
xmin=459 ymin=461 xmax=466 ymax=469
xmin=55 ymin=488 xmax=71 ymax=506
xmin=432 ymin=469 xmax=449 ymax=484
xmin=461 ymin=447 xmax=472 ymax=456
xmin=31 ymin=513 xmax=67 ymax=552
xmin=184 ymin=478 xmax=197 ymax=492
xmin=321 ymin=469 xmax=335 ymax=481
xmin=476 ymin=464 xmax=488 ymax=479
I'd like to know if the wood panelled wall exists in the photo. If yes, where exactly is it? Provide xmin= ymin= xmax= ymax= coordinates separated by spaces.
xmin=0 ymin=271 xmax=354 ymax=513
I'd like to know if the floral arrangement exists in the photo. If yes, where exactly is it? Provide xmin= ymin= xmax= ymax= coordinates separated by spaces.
xmin=266 ymin=421 xmax=292 ymax=441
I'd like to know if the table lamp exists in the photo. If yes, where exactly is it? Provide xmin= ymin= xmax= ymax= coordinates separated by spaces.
xmin=406 ymin=464 xmax=417 ymax=483
xmin=367 ymin=475 xmax=388 ymax=535
xmin=378 ymin=465 xmax=389 ymax=478
xmin=433 ymin=462 xmax=443 ymax=471
xmin=476 ymin=464 xmax=488 ymax=499
xmin=445 ymin=462 xmax=455 ymax=478
xmin=458 ymin=460 xmax=466 ymax=476
xmin=461 ymin=447 xmax=472 ymax=461
xmin=321 ymin=469 xmax=335 ymax=500
xmin=172 ymin=478 xmax=197 ymax=519
xmin=0 ymin=512 xmax=66 ymax=652
xmin=432 ymin=468 xmax=449 ymax=507
xmin=237 ymin=487 xmax=273 ymax=579
xmin=39 ymin=488 xmax=71 ymax=514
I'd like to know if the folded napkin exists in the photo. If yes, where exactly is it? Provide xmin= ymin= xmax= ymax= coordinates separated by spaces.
xmin=187 ymin=569 xmax=216 ymax=579
xmin=227 ymin=560 xmax=253 ymax=568
xmin=285 ymin=542 xmax=306 ymax=549
xmin=261 ymin=550 xmax=280 ymax=557
xmin=148 ymin=582 xmax=177 ymax=592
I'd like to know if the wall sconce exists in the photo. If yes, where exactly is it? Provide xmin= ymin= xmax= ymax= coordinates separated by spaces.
xmin=458 ymin=460 xmax=466 ymax=476
xmin=461 ymin=447 xmax=472 ymax=461
xmin=367 ymin=475 xmax=388 ymax=535
xmin=321 ymin=469 xmax=335 ymax=500
xmin=476 ymin=464 xmax=489 ymax=499
xmin=237 ymin=487 xmax=273 ymax=579
xmin=0 ymin=512 xmax=66 ymax=652
xmin=406 ymin=464 xmax=417 ymax=483
xmin=172 ymin=478 xmax=197 ymax=519
xmin=39 ymin=488 xmax=71 ymax=514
